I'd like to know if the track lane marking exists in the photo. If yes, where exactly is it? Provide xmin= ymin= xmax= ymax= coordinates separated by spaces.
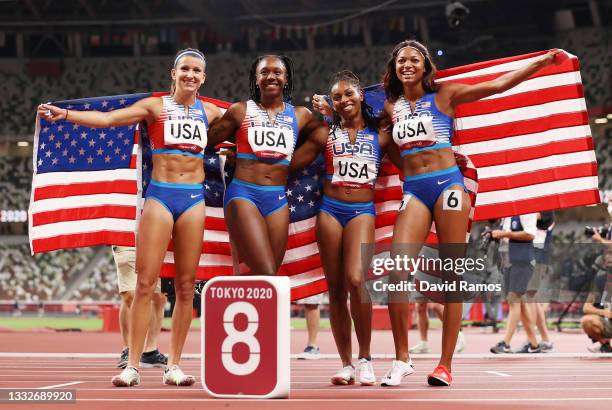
xmin=1 ymin=352 xmax=610 ymax=359
xmin=71 ymin=398 xmax=612 ymax=402
xmin=485 ymin=371 xmax=511 ymax=377
xmin=38 ymin=381 xmax=84 ymax=389
xmin=61 ymin=387 xmax=612 ymax=392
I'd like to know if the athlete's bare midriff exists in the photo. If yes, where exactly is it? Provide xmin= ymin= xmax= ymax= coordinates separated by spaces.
xmin=234 ymin=158 xmax=289 ymax=186
xmin=151 ymin=154 xmax=204 ymax=184
xmin=401 ymin=147 xmax=456 ymax=177
xmin=323 ymin=181 xmax=374 ymax=203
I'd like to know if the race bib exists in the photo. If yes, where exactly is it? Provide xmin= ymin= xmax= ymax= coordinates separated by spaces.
xmin=247 ymin=126 xmax=294 ymax=159
xmin=442 ymin=189 xmax=463 ymax=211
xmin=392 ymin=116 xmax=436 ymax=150
xmin=164 ymin=119 xmax=207 ymax=151
xmin=331 ymin=157 xmax=376 ymax=187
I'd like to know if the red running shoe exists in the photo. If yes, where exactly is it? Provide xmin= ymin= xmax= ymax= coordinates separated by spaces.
xmin=427 ymin=365 xmax=452 ymax=386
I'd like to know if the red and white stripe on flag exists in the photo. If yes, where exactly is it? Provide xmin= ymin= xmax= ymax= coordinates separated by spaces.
xmin=436 ymin=50 xmax=600 ymax=220
xmin=29 ymin=126 xmax=140 ymax=253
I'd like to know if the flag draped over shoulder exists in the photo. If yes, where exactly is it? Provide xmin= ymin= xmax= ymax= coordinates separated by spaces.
xmin=29 ymin=49 xmax=600 ymax=300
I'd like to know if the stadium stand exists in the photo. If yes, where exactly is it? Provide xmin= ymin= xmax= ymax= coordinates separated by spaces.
xmin=0 ymin=27 xmax=609 ymax=138
xmin=0 ymin=243 xmax=94 ymax=301
xmin=0 ymin=27 xmax=609 ymax=303
xmin=0 ymin=244 xmax=119 ymax=302
xmin=0 ymin=156 xmax=32 ymax=213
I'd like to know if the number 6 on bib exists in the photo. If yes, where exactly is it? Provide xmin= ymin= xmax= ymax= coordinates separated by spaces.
xmin=443 ymin=189 xmax=462 ymax=211
xmin=201 ymin=276 xmax=290 ymax=398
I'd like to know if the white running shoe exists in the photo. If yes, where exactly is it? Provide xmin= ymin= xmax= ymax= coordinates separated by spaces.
xmin=358 ymin=358 xmax=376 ymax=386
xmin=454 ymin=330 xmax=466 ymax=353
xmin=111 ymin=366 xmax=140 ymax=387
xmin=297 ymin=345 xmax=321 ymax=360
xmin=408 ymin=340 xmax=430 ymax=354
xmin=331 ymin=365 xmax=355 ymax=385
xmin=380 ymin=359 xmax=415 ymax=386
xmin=163 ymin=365 xmax=196 ymax=386
xmin=587 ymin=342 xmax=602 ymax=353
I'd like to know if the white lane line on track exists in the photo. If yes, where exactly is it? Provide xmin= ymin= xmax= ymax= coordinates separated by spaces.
xmin=0 ymin=368 xmax=600 ymax=373
xmin=2 ymin=363 xmax=611 ymax=370
xmin=0 ymin=362 xmax=610 ymax=374
xmin=73 ymin=398 xmax=612 ymax=402
xmin=59 ymin=387 xmax=612 ymax=392
xmin=37 ymin=381 xmax=83 ymax=389
xmin=0 ymin=379 xmax=608 ymax=385
xmin=1 ymin=352 xmax=611 ymax=359
xmin=485 ymin=371 xmax=511 ymax=377
xmin=3 ymin=373 xmax=612 ymax=378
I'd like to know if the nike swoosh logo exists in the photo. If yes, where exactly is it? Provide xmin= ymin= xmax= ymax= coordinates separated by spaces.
xmin=437 ymin=179 xmax=450 ymax=185
xmin=190 ymin=194 xmax=202 ymax=198
xmin=278 ymin=195 xmax=286 ymax=200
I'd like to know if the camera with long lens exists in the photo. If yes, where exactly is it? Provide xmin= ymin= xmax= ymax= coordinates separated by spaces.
xmin=584 ymin=226 xmax=610 ymax=238
xmin=479 ymin=226 xmax=498 ymax=252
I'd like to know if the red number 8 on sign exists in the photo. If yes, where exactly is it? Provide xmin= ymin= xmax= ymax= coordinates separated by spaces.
xmin=202 ymin=277 xmax=290 ymax=398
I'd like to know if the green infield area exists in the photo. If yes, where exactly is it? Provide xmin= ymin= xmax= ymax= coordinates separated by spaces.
xmin=0 ymin=316 xmax=331 ymax=331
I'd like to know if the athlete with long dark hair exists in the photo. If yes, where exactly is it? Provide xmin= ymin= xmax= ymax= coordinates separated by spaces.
xmin=382 ymin=40 xmax=561 ymax=386
xmin=292 ymin=70 xmax=401 ymax=385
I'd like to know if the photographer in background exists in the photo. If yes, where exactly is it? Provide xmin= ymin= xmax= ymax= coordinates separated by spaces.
xmin=580 ymin=251 xmax=611 ymax=353
xmin=590 ymin=195 xmax=612 ymax=245
xmin=582 ymin=196 xmax=612 ymax=352
xmin=589 ymin=225 xmax=611 ymax=245
xmin=490 ymin=213 xmax=541 ymax=353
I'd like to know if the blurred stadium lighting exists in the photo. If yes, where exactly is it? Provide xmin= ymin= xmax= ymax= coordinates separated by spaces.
xmin=446 ymin=0 xmax=470 ymax=28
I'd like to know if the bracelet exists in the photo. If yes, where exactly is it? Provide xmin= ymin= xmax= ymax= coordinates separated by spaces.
xmin=65 ymin=109 xmax=69 ymax=120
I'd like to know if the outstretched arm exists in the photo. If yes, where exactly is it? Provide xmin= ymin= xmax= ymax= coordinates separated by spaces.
xmin=442 ymin=50 xmax=563 ymax=109
xmin=206 ymin=102 xmax=245 ymax=149
xmin=289 ymin=124 xmax=327 ymax=172
xmin=37 ymin=97 xmax=158 ymax=128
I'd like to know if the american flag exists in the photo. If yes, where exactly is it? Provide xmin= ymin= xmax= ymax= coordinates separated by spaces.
xmin=438 ymin=49 xmax=600 ymax=219
xmin=29 ymin=49 xmax=600 ymax=300
xmin=29 ymin=94 xmax=145 ymax=253
xmin=362 ymin=50 xmax=599 ymax=222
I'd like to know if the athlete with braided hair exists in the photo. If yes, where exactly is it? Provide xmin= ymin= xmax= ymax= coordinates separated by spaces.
xmin=207 ymin=55 xmax=314 ymax=276
xmin=292 ymin=70 xmax=401 ymax=385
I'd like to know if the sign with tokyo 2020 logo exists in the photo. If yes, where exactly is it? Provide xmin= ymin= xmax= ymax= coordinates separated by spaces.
xmin=201 ymin=276 xmax=290 ymax=398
